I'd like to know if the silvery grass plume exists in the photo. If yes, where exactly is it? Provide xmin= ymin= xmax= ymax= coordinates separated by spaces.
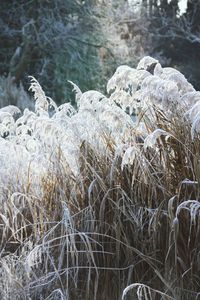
xmin=0 ymin=57 xmax=199 ymax=299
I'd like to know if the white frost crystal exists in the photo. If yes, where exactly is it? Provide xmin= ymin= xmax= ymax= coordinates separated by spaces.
xmin=144 ymin=129 xmax=171 ymax=150
xmin=137 ymin=56 xmax=158 ymax=71
xmin=0 ymin=58 xmax=199 ymax=200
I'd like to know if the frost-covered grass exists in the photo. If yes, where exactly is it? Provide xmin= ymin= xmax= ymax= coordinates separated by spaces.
xmin=0 ymin=57 xmax=199 ymax=299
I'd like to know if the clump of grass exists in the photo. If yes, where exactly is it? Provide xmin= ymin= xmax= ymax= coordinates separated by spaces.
xmin=0 ymin=56 xmax=199 ymax=299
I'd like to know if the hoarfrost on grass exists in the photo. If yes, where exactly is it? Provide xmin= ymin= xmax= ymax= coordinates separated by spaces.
xmin=0 ymin=56 xmax=199 ymax=299
xmin=0 ymin=57 xmax=200 ymax=203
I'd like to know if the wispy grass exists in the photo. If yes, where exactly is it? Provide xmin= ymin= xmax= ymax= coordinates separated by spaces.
xmin=0 ymin=56 xmax=199 ymax=299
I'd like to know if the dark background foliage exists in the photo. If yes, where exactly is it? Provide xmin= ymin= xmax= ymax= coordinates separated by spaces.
xmin=0 ymin=0 xmax=114 ymax=104
xmin=148 ymin=0 xmax=200 ymax=89
xmin=0 ymin=0 xmax=200 ymax=105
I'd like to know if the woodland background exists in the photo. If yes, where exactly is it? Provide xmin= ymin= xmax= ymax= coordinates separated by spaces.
xmin=0 ymin=0 xmax=200 ymax=107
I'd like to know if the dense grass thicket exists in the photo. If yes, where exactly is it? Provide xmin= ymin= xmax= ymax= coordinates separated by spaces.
xmin=0 ymin=56 xmax=199 ymax=299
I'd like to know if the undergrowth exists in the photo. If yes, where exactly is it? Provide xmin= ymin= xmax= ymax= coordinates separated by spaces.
xmin=0 ymin=56 xmax=199 ymax=299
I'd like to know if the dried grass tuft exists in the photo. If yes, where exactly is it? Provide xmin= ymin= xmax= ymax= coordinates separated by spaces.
xmin=0 ymin=58 xmax=199 ymax=299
